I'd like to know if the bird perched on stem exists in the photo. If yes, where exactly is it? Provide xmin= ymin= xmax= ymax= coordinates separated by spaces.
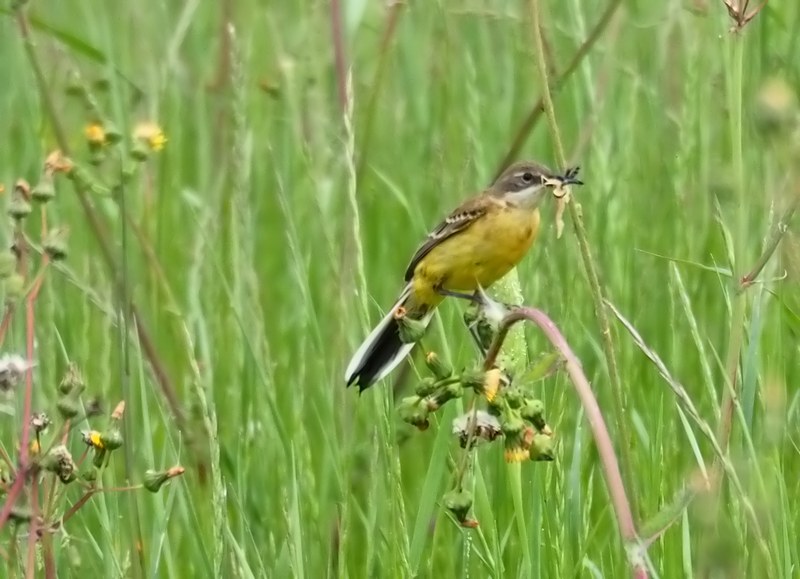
xmin=345 ymin=161 xmax=583 ymax=392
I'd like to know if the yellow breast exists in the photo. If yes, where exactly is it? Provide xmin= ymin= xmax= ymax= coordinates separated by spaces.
xmin=411 ymin=205 xmax=540 ymax=306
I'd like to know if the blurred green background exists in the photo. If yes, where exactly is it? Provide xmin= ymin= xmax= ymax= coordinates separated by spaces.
xmin=1 ymin=0 xmax=799 ymax=577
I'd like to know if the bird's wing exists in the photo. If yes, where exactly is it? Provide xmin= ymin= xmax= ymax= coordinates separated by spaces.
xmin=403 ymin=194 xmax=490 ymax=282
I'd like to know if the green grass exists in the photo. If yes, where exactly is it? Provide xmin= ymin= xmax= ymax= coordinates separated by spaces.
xmin=1 ymin=0 xmax=799 ymax=577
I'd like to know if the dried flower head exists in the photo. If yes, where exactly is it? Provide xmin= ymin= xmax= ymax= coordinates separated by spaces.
xmin=452 ymin=410 xmax=502 ymax=448
xmin=111 ymin=400 xmax=125 ymax=421
xmin=31 ymin=412 xmax=51 ymax=433
xmin=0 ymin=354 xmax=34 ymax=392
xmin=42 ymin=445 xmax=77 ymax=483
xmin=44 ymin=150 xmax=74 ymax=175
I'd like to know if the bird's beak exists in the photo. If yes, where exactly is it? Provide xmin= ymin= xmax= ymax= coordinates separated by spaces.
xmin=543 ymin=166 xmax=583 ymax=187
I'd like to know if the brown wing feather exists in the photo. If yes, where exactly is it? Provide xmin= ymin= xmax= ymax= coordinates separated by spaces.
xmin=403 ymin=195 xmax=489 ymax=282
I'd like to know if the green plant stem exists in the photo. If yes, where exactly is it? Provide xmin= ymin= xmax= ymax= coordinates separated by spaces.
xmin=115 ymin=162 xmax=144 ymax=579
xmin=497 ymin=307 xmax=646 ymax=576
xmin=716 ymin=25 xmax=746 ymax=458
xmin=508 ymin=463 xmax=532 ymax=579
xmin=528 ymin=0 xmax=636 ymax=515
xmin=494 ymin=0 xmax=623 ymax=179
xmin=740 ymin=185 xmax=800 ymax=290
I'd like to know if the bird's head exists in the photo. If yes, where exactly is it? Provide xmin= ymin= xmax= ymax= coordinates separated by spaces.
xmin=492 ymin=161 xmax=583 ymax=207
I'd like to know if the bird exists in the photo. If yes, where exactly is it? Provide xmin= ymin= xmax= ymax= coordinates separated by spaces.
xmin=344 ymin=161 xmax=583 ymax=392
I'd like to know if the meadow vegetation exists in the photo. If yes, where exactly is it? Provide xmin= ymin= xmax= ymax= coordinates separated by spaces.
xmin=0 ymin=0 xmax=798 ymax=577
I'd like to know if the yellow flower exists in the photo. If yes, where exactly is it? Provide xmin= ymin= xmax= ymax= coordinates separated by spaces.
xmin=134 ymin=121 xmax=167 ymax=152
xmin=82 ymin=430 xmax=105 ymax=450
xmin=84 ymin=123 xmax=106 ymax=145
xmin=482 ymin=368 xmax=501 ymax=402
xmin=503 ymin=446 xmax=529 ymax=463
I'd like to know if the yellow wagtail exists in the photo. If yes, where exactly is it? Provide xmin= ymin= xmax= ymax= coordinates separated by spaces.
xmin=345 ymin=161 xmax=583 ymax=392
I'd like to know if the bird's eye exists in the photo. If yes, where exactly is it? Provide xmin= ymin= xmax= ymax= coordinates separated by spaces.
xmin=522 ymin=172 xmax=534 ymax=182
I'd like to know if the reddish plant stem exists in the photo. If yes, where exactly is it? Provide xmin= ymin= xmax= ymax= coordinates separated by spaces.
xmin=42 ymin=532 xmax=55 ymax=579
xmin=0 ymin=476 xmax=25 ymax=530
xmin=25 ymin=476 xmax=39 ymax=579
xmin=18 ymin=250 xmax=49 ymax=475
xmin=490 ymin=307 xmax=646 ymax=577
xmin=62 ymin=490 xmax=97 ymax=524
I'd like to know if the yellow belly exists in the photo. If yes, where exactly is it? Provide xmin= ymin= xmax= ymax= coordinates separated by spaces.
xmin=411 ymin=206 xmax=540 ymax=307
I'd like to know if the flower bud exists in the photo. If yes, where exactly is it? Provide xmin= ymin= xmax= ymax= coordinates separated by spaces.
xmin=65 ymin=77 xmax=86 ymax=97
xmin=443 ymin=488 xmax=473 ymax=524
xmin=529 ymin=432 xmax=555 ymax=462
xmin=430 ymin=381 xmax=463 ymax=409
xmin=43 ymin=228 xmax=69 ymax=261
xmin=144 ymin=466 xmax=185 ymax=493
xmin=502 ymin=386 xmax=524 ymax=409
xmin=398 ymin=396 xmax=430 ymax=430
xmin=414 ymin=376 xmax=438 ymax=397
xmin=103 ymin=122 xmax=123 ymax=145
xmin=89 ymin=147 xmax=107 ymax=166
xmin=100 ymin=428 xmax=123 ymax=451
xmin=501 ymin=411 xmax=525 ymax=437
xmin=396 ymin=313 xmax=427 ymax=344
xmin=8 ymin=198 xmax=31 ymax=221
xmin=31 ymin=174 xmax=55 ymax=203
xmin=520 ymin=399 xmax=546 ymax=430
xmin=131 ymin=140 xmax=149 ymax=162
xmin=459 ymin=367 xmax=485 ymax=391
xmin=59 ymin=364 xmax=85 ymax=395
xmin=424 ymin=352 xmax=452 ymax=380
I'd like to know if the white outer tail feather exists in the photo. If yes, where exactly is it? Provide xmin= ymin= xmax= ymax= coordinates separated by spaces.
xmin=344 ymin=283 xmax=434 ymax=385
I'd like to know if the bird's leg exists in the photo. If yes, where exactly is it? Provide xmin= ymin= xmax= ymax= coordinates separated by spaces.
xmin=434 ymin=285 xmax=481 ymax=304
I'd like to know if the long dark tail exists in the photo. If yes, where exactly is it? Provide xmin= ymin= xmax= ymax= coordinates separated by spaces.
xmin=344 ymin=284 xmax=433 ymax=392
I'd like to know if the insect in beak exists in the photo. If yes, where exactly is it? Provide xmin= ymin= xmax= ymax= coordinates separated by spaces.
xmin=544 ymin=166 xmax=583 ymax=199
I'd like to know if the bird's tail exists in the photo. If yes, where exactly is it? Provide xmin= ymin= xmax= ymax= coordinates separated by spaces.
xmin=344 ymin=284 xmax=434 ymax=392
